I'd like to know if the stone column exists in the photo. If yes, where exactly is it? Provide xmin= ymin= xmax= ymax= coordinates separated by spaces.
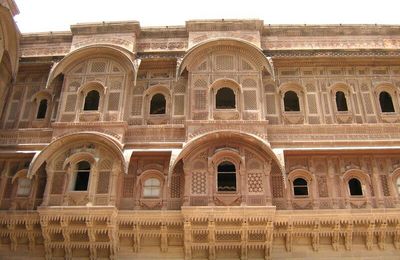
xmin=327 ymin=158 xmax=338 ymax=208
xmin=41 ymin=164 xmax=54 ymax=207
xmin=371 ymin=158 xmax=384 ymax=208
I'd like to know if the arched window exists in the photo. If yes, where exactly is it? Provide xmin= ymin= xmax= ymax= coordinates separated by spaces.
xmin=396 ymin=178 xmax=400 ymax=194
xmin=335 ymin=91 xmax=348 ymax=112
xmin=348 ymin=178 xmax=363 ymax=196
xmin=84 ymin=90 xmax=100 ymax=111
xmin=217 ymin=161 xmax=236 ymax=192
xmin=293 ymin=178 xmax=308 ymax=196
xmin=379 ymin=91 xmax=395 ymax=112
xmin=150 ymin=94 xmax=166 ymax=114
xmin=36 ymin=99 xmax=48 ymax=119
xmin=143 ymin=178 xmax=161 ymax=197
xmin=216 ymin=87 xmax=236 ymax=109
xmin=73 ymin=161 xmax=90 ymax=191
xmin=284 ymin=91 xmax=300 ymax=112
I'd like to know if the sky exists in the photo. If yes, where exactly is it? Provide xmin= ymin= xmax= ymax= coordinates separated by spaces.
xmin=13 ymin=0 xmax=400 ymax=33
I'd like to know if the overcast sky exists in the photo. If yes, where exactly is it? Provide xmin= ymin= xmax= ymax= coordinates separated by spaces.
xmin=14 ymin=0 xmax=400 ymax=33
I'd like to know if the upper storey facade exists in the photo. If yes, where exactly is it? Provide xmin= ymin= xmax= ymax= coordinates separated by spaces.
xmin=4 ymin=20 xmax=400 ymax=134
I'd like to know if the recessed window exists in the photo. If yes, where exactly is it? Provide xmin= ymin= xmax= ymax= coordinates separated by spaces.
xmin=217 ymin=161 xmax=236 ymax=192
xmin=293 ymin=178 xmax=308 ymax=196
xmin=335 ymin=91 xmax=348 ymax=112
xmin=397 ymin=178 xmax=400 ymax=194
xmin=216 ymin=87 xmax=236 ymax=109
xmin=379 ymin=91 xmax=395 ymax=112
xmin=150 ymin=94 xmax=166 ymax=114
xmin=348 ymin=178 xmax=363 ymax=196
xmin=84 ymin=90 xmax=100 ymax=111
xmin=73 ymin=161 xmax=90 ymax=191
xmin=16 ymin=178 xmax=31 ymax=196
xmin=36 ymin=99 xmax=48 ymax=119
xmin=284 ymin=91 xmax=300 ymax=112
xmin=143 ymin=178 xmax=161 ymax=197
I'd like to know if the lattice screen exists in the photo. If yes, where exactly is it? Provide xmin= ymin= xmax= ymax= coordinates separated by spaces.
xmin=174 ymin=95 xmax=184 ymax=115
xmin=265 ymin=95 xmax=276 ymax=114
xmin=170 ymin=175 xmax=182 ymax=198
xmin=123 ymin=176 xmax=134 ymax=197
xmin=131 ymin=96 xmax=142 ymax=116
xmin=64 ymin=94 xmax=77 ymax=112
xmin=90 ymin=60 xmax=107 ymax=73
xmin=215 ymin=55 xmax=234 ymax=71
xmin=194 ymin=90 xmax=207 ymax=110
xmin=242 ymin=79 xmax=257 ymax=88
xmin=107 ymin=93 xmax=120 ymax=111
xmin=248 ymin=172 xmax=263 ymax=193
xmin=191 ymin=172 xmax=207 ymax=195
xmin=244 ymin=90 xmax=257 ymax=110
xmin=97 ymin=171 xmax=110 ymax=194
xmin=194 ymin=79 xmax=208 ymax=88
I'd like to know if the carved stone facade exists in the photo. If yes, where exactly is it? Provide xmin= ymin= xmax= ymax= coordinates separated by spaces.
xmin=1 ymin=2 xmax=400 ymax=259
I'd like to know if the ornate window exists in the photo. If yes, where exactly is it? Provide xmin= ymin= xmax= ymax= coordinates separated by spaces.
xmin=396 ymin=177 xmax=400 ymax=194
xmin=16 ymin=178 xmax=31 ymax=196
xmin=348 ymin=178 xmax=363 ymax=196
xmin=143 ymin=178 xmax=161 ymax=197
xmin=217 ymin=161 xmax=236 ymax=192
xmin=335 ymin=91 xmax=348 ymax=112
xmin=72 ymin=161 xmax=90 ymax=191
xmin=379 ymin=91 xmax=395 ymax=113
xmin=36 ymin=99 xmax=48 ymax=119
xmin=293 ymin=178 xmax=308 ymax=196
xmin=216 ymin=87 xmax=236 ymax=109
xmin=284 ymin=91 xmax=300 ymax=111
xmin=150 ymin=94 xmax=166 ymax=114
xmin=83 ymin=90 xmax=100 ymax=111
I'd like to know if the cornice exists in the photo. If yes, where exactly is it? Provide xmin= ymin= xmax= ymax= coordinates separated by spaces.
xmin=263 ymin=24 xmax=400 ymax=37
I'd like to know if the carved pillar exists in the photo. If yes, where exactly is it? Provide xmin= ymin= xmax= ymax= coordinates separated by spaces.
xmin=264 ymin=221 xmax=274 ymax=260
xmin=344 ymin=223 xmax=353 ymax=251
xmin=208 ymin=219 xmax=216 ymax=260
xmin=366 ymin=222 xmax=375 ymax=250
xmin=285 ymin=223 xmax=293 ymax=252
xmin=394 ymin=223 xmax=400 ymax=249
xmin=312 ymin=222 xmax=320 ymax=251
xmin=332 ymin=221 xmax=340 ymax=251
xmin=88 ymin=165 xmax=99 ymax=205
xmin=7 ymin=223 xmax=17 ymax=251
xmin=207 ymin=159 xmax=215 ymax=206
xmin=41 ymin=164 xmax=54 ymax=207
xmin=240 ymin=161 xmax=246 ymax=206
xmin=183 ymin=219 xmax=192 ymax=260
xmin=109 ymin=164 xmax=119 ymax=206
xmin=26 ymin=223 xmax=35 ymax=251
xmin=327 ymin=158 xmax=338 ymax=208
xmin=133 ymin=223 xmax=141 ymax=253
xmin=182 ymin=162 xmax=191 ymax=206
xmin=241 ymin=219 xmax=248 ymax=260
xmin=161 ymin=222 xmax=168 ymax=252
xmin=378 ymin=222 xmax=387 ymax=250
xmin=264 ymin=161 xmax=272 ymax=205
xmin=371 ymin=159 xmax=384 ymax=208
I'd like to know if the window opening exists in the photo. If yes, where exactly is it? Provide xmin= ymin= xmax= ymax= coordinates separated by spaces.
xmin=150 ymin=94 xmax=166 ymax=114
xmin=217 ymin=161 xmax=236 ymax=192
xmin=335 ymin=91 xmax=348 ymax=111
xmin=74 ymin=161 xmax=90 ymax=191
xmin=143 ymin=178 xmax=161 ymax=197
xmin=84 ymin=90 xmax=100 ymax=111
xmin=379 ymin=91 xmax=395 ymax=112
xmin=284 ymin=91 xmax=300 ymax=111
xmin=216 ymin=87 xmax=236 ymax=109
xmin=348 ymin=178 xmax=363 ymax=196
xmin=293 ymin=178 xmax=308 ymax=196
xmin=36 ymin=99 xmax=48 ymax=119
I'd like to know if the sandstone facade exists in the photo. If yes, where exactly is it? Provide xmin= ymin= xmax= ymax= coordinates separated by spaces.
xmin=1 ymin=1 xmax=400 ymax=259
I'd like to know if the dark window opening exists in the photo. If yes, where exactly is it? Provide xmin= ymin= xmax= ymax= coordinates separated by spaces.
xmin=150 ymin=94 xmax=166 ymax=114
xmin=348 ymin=178 xmax=363 ymax=196
xmin=379 ymin=91 xmax=395 ymax=112
xmin=36 ymin=99 xmax=48 ymax=119
xmin=335 ymin=91 xmax=348 ymax=112
xmin=217 ymin=161 xmax=236 ymax=192
xmin=284 ymin=91 xmax=300 ymax=111
xmin=84 ymin=90 xmax=100 ymax=111
xmin=293 ymin=178 xmax=308 ymax=196
xmin=216 ymin=87 xmax=236 ymax=109
xmin=74 ymin=161 xmax=90 ymax=191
